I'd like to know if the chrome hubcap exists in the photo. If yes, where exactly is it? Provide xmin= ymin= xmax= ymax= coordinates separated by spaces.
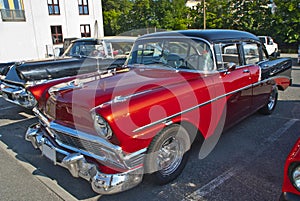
xmin=157 ymin=136 xmax=184 ymax=176
xmin=268 ymin=89 xmax=276 ymax=110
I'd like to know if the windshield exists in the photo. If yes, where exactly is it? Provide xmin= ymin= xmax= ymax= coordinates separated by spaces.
xmin=63 ymin=40 xmax=135 ymax=59
xmin=63 ymin=40 xmax=99 ymax=57
xmin=127 ymin=38 xmax=214 ymax=71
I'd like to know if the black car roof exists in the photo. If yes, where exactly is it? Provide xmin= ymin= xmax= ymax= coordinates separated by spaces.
xmin=137 ymin=29 xmax=260 ymax=43
xmin=73 ymin=36 xmax=137 ymax=43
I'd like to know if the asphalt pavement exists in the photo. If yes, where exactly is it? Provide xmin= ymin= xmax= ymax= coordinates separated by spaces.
xmin=0 ymin=141 xmax=63 ymax=201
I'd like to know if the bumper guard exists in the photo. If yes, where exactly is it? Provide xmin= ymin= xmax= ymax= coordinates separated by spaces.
xmin=0 ymin=82 xmax=37 ymax=108
xmin=25 ymin=123 xmax=144 ymax=194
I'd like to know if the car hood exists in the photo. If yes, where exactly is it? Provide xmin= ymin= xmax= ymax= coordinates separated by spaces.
xmin=43 ymin=67 xmax=200 ymax=131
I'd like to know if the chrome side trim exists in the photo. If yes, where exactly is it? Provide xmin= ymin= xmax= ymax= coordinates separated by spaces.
xmin=133 ymin=76 xmax=287 ymax=133
xmin=133 ymin=83 xmax=251 ymax=133
xmin=92 ymin=89 xmax=154 ymax=111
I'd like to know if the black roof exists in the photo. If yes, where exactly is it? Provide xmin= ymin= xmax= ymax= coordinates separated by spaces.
xmin=73 ymin=38 xmax=97 ymax=43
xmin=137 ymin=29 xmax=260 ymax=43
xmin=73 ymin=36 xmax=137 ymax=43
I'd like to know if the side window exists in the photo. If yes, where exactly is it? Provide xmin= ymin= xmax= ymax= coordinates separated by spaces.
xmin=260 ymin=45 xmax=268 ymax=61
xmin=243 ymin=43 xmax=260 ymax=64
xmin=186 ymin=41 xmax=214 ymax=71
xmin=214 ymin=43 xmax=241 ymax=70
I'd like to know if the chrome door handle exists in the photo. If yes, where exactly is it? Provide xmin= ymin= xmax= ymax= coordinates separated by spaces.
xmin=243 ymin=69 xmax=250 ymax=73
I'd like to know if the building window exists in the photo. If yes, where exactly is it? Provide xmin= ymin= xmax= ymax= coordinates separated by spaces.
xmin=0 ymin=0 xmax=26 ymax=21
xmin=80 ymin=24 xmax=91 ymax=37
xmin=48 ymin=0 xmax=60 ymax=15
xmin=78 ymin=0 xmax=89 ymax=15
xmin=51 ymin=25 xmax=63 ymax=44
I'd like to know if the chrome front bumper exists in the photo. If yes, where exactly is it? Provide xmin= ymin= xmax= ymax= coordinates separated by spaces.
xmin=0 ymin=82 xmax=37 ymax=108
xmin=25 ymin=123 xmax=144 ymax=194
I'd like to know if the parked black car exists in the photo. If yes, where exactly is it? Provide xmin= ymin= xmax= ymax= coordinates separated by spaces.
xmin=0 ymin=36 xmax=136 ymax=108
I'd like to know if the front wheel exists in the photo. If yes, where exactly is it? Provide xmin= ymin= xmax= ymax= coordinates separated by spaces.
xmin=144 ymin=124 xmax=191 ymax=184
xmin=259 ymin=85 xmax=278 ymax=115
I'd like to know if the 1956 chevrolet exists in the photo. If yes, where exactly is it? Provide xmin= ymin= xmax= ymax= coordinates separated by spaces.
xmin=25 ymin=30 xmax=292 ymax=194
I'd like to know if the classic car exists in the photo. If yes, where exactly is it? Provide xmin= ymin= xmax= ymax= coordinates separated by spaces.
xmin=258 ymin=35 xmax=280 ymax=58
xmin=25 ymin=30 xmax=292 ymax=195
xmin=0 ymin=36 xmax=136 ymax=108
xmin=280 ymin=138 xmax=300 ymax=201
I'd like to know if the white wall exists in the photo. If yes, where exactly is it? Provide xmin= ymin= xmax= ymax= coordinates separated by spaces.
xmin=0 ymin=0 xmax=104 ymax=62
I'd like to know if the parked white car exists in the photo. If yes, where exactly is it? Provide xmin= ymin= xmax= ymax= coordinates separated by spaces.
xmin=259 ymin=36 xmax=280 ymax=58
xmin=298 ymin=45 xmax=300 ymax=64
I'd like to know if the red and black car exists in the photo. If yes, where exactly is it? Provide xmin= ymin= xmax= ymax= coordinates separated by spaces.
xmin=0 ymin=36 xmax=136 ymax=108
xmin=25 ymin=30 xmax=292 ymax=194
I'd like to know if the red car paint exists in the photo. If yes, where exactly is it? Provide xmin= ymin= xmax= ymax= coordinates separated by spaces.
xmin=281 ymin=138 xmax=300 ymax=200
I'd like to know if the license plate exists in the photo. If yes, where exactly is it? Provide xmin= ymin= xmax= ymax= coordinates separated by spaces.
xmin=42 ymin=143 xmax=56 ymax=164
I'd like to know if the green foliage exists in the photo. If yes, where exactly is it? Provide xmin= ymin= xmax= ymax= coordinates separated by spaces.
xmin=102 ymin=0 xmax=300 ymax=46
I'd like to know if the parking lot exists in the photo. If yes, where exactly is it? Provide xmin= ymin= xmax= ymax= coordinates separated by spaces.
xmin=0 ymin=55 xmax=299 ymax=201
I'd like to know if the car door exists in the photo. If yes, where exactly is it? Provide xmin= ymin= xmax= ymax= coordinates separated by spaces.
xmin=213 ymin=43 xmax=253 ymax=128
xmin=244 ymin=42 xmax=273 ymax=111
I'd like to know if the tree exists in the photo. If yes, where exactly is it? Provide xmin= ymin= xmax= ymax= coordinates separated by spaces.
xmin=102 ymin=0 xmax=133 ymax=35
xmin=102 ymin=0 xmax=299 ymax=50
xmin=271 ymin=0 xmax=300 ymax=44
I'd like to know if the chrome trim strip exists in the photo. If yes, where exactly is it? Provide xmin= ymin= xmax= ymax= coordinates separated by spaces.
xmin=133 ymin=75 xmax=290 ymax=133
xmin=33 ymin=107 xmax=50 ymax=127
xmin=133 ymin=83 xmax=253 ymax=133
xmin=91 ymin=89 xmax=154 ymax=111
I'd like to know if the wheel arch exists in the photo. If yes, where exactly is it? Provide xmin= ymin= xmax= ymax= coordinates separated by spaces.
xmin=178 ymin=120 xmax=204 ymax=146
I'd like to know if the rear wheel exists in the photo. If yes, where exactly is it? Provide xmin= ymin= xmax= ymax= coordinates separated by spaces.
xmin=144 ymin=124 xmax=191 ymax=184
xmin=259 ymin=86 xmax=278 ymax=115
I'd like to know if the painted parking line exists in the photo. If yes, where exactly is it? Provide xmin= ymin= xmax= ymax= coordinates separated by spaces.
xmin=184 ymin=167 xmax=240 ymax=201
xmin=183 ymin=118 xmax=298 ymax=201
xmin=0 ymin=116 xmax=36 ymax=127
xmin=267 ymin=118 xmax=298 ymax=143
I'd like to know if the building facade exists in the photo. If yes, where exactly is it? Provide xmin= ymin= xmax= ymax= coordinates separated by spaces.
xmin=0 ymin=0 xmax=104 ymax=62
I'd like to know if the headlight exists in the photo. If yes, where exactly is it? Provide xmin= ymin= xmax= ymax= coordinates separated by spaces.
xmin=92 ymin=112 xmax=113 ymax=140
xmin=292 ymin=165 xmax=300 ymax=190
xmin=22 ymin=90 xmax=38 ymax=108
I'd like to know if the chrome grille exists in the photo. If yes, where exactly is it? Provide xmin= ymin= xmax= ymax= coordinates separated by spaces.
xmin=127 ymin=154 xmax=145 ymax=168
xmin=52 ymin=129 xmax=107 ymax=158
